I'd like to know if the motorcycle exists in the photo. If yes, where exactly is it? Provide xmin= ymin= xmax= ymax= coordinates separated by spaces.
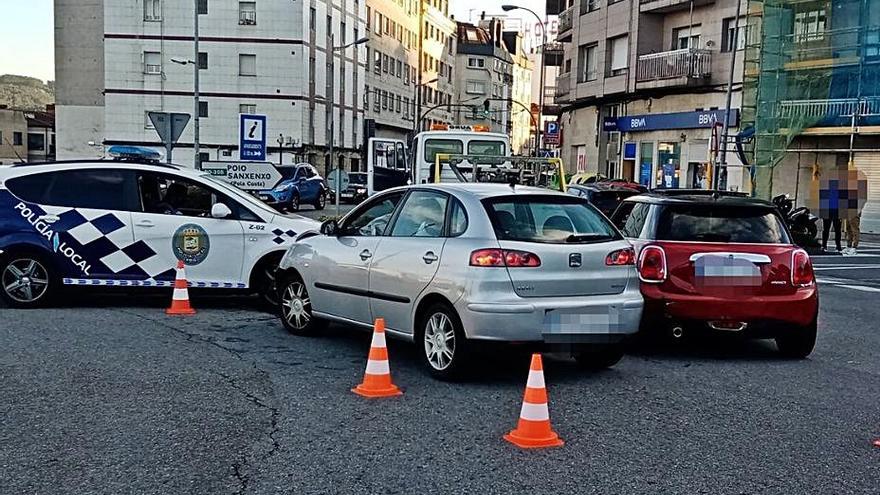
xmin=773 ymin=194 xmax=821 ymax=252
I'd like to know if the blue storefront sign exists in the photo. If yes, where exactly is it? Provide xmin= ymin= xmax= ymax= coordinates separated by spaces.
xmin=603 ymin=109 xmax=739 ymax=133
xmin=239 ymin=114 xmax=267 ymax=161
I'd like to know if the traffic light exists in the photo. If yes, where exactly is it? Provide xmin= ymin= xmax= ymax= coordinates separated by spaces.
xmin=482 ymin=99 xmax=491 ymax=118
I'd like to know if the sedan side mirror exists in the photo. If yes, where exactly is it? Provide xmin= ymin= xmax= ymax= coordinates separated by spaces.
xmin=211 ymin=203 xmax=233 ymax=219
xmin=320 ymin=219 xmax=339 ymax=236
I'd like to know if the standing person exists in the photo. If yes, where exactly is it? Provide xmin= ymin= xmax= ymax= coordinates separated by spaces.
xmin=844 ymin=168 xmax=869 ymax=255
xmin=820 ymin=171 xmax=843 ymax=253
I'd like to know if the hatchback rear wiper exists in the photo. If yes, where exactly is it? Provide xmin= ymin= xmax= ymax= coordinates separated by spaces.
xmin=566 ymin=234 xmax=612 ymax=243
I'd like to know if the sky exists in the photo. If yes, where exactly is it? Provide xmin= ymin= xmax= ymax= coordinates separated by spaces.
xmin=0 ymin=1 xmax=54 ymax=81
xmin=0 ymin=0 xmax=545 ymax=83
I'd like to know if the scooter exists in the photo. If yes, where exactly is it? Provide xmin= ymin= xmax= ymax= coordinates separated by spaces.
xmin=773 ymin=195 xmax=821 ymax=252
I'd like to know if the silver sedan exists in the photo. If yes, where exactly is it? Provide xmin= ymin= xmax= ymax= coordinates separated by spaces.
xmin=276 ymin=183 xmax=643 ymax=379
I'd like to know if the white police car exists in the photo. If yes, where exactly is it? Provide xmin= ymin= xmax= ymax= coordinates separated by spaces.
xmin=0 ymin=156 xmax=319 ymax=308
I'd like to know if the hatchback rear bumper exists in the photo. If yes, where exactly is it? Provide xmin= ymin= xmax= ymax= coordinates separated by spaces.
xmin=640 ymin=285 xmax=819 ymax=329
xmin=456 ymin=287 xmax=644 ymax=343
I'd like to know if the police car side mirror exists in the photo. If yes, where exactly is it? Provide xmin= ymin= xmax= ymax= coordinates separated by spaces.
xmin=211 ymin=203 xmax=233 ymax=219
xmin=320 ymin=219 xmax=339 ymax=236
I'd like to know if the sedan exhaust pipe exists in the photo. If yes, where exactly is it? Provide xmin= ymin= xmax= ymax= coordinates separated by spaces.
xmin=671 ymin=326 xmax=684 ymax=339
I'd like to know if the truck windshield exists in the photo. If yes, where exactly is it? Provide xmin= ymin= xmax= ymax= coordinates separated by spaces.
xmin=423 ymin=139 xmax=463 ymax=163
xmin=468 ymin=140 xmax=505 ymax=156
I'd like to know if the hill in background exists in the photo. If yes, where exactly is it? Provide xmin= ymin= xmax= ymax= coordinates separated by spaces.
xmin=0 ymin=75 xmax=55 ymax=111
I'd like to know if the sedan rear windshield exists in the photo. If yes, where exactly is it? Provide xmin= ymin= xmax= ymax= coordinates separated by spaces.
xmin=656 ymin=205 xmax=790 ymax=244
xmin=483 ymin=195 xmax=621 ymax=244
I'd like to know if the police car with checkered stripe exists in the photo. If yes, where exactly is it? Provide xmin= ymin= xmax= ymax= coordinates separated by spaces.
xmin=0 ymin=151 xmax=319 ymax=308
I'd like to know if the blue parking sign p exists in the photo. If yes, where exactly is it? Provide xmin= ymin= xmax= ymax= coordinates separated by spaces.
xmin=240 ymin=114 xmax=267 ymax=161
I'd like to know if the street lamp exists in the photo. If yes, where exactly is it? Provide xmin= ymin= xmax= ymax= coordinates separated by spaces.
xmin=329 ymin=35 xmax=369 ymax=218
xmin=413 ymin=77 xmax=439 ymax=133
xmin=502 ymin=4 xmax=546 ymax=156
xmin=170 ymin=57 xmax=200 ymax=167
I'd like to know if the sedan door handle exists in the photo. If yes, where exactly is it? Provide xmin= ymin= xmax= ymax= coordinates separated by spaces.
xmin=37 ymin=214 xmax=59 ymax=224
xmin=359 ymin=249 xmax=373 ymax=261
xmin=422 ymin=252 xmax=439 ymax=264
xmin=135 ymin=220 xmax=155 ymax=228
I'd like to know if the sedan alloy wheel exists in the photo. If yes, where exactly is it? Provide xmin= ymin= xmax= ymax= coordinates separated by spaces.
xmin=424 ymin=312 xmax=456 ymax=371
xmin=2 ymin=258 xmax=50 ymax=304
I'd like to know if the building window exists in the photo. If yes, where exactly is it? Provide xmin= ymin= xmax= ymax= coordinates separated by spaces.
xmin=396 ymin=95 xmax=402 ymax=113
xmin=239 ymin=54 xmax=256 ymax=76
xmin=239 ymin=2 xmax=256 ymax=25
xmin=341 ymin=22 xmax=347 ymax=44
xmin=28 ymin=133 xmax=45 ymax=151
xmin=607 ymin=35 xmax=628 ymax=77
xmin=239 ymin=104 xmax=256 ymax=114
xmin=466 ymin=80 xmax=487 ymax=94
xmin=144 ymin=0 xmax=162 ymax=21
xmin=13 ymin=132 xmax=23 ymax=146
xmin=577 ymin=43 xmax=597 ymax=82
xmin=382 ymin=54 xmax=389 ymax=73
xmin=309 ymin=7 xmax=316 ymax=30
xmin=198 ymin=52 xmax=208 ymax=70
xmin=672 ymin=24 xmax=701 ymax=50
xmin=197 ymin=0 xmax=208 ymax=15
xmin=373 ymin=91 xmax=381 ymax=112
xmin=199 ymin=101 xmax=209 ymax=118
xmin=366 ymin=7 xmax=371 ymax=30
xmin=794 ymin=9 xmax=826 ymax=42
xmin=396 ymin=60 xmax=402 ymax=78
xmin=404 ymin=63 xmax=410 ymax=85
xmin=374 ymin=50 xmax=381 ymax=74
xmin=580 ymin=0 xmax=600 ymax=14
xmin=375 ymin=12 xmax=382 ymax=35
xmin=382 ymin=91 xmax=388 ymax=110
xmin=467 ymin=57 xmax=485 ymax=68
xmin=721 ymin=17 xmax=747 ymax=52
xmin=143 ymin=51 xmax=161 ymax=74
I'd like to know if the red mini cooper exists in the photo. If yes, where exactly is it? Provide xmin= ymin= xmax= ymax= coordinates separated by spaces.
xmin=611 ymin=191 xmax=818 ymax=358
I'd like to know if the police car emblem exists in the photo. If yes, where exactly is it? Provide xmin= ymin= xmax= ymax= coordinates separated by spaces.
xmin=172 ymin=224 xmax=210 ymax=265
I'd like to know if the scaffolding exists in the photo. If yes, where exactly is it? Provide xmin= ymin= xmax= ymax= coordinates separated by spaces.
xmin=741 ymin=0 xmax=880 ymax=198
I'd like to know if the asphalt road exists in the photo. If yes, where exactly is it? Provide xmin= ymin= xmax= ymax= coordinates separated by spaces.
xmin=2 ymin=241 xmax=880 ymax=494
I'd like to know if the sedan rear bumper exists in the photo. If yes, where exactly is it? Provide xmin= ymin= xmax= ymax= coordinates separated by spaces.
xmin=456 ymin=287 xmax=644 ymax=343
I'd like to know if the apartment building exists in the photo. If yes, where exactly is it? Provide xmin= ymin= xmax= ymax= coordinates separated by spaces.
xmin=552 ymin=0 xmax=747 ymax=190
xmin=453 ymin=20 xmax=514 ymax=136
xmin=502 ymin=31 xmax=535 ymax=155
xmin=0 ymin=107 xmax=28 ymax=165
xmin=743 ymin=0 xmax=879 ymax=232
xmin=364 ymin=0 xmax=456 ymax=145
xmin=55 ymin=0 xmax=366 ymax=173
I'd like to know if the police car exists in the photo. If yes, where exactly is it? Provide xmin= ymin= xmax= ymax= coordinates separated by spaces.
xmin=0 ymin=152 xmax=319 ymax=308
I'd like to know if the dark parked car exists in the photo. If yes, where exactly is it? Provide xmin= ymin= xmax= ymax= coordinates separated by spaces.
xmin=338 ymin=172 xmax=369 ymax=204
xmin=611 ymin=192 xmax=818 ymax=358
xmin=566 ymin=183 xmax=643 ymax=217
xmin=258 ymin=164 xmax=327 ymax=212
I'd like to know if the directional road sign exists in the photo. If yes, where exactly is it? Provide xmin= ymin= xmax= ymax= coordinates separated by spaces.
xmin=202 ymin=161 xmax=282 ymax=191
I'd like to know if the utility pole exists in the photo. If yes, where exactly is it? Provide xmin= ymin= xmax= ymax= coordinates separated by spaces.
xmin=193 ymin=0 xmax=201 ymax=169
xmin=716 ymin=0 xmax=743 ymax=190
xmin=414 ymin=1 xmax=425 ymax=135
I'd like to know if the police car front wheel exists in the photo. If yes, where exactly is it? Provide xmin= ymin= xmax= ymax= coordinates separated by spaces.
xmin=1 ymin=253 xmax=55 ymax=308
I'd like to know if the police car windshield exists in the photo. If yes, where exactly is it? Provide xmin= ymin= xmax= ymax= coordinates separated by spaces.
xmin=199 ymin=174 xmax=279 ymax=217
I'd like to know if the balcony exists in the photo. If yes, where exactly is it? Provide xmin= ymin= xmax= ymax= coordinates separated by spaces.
xmin=543 ymin=42 xmax=564 ymax=67
xmin=557 ymin=6 xmax=573 ymax=43
xmin=640 ymin=0 xmax=714 ymax=14
xmin=555 ymin=74 xmax=571 ymax=104
xmin=776 ymin=97 xmax=880 ymax=130
xmin=635 ymin=48 xmax=711 ymax=89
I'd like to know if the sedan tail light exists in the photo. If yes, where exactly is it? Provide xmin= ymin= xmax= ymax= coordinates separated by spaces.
xmin=638 ymin=245 xmax=667 ymax=283
xmin=470 ymin=249 xmax=541 ymax=268
xmin=606 ymin=247 xmax=636 ymax=266
xmin=791 ymin=249 xmax=814 ymax=287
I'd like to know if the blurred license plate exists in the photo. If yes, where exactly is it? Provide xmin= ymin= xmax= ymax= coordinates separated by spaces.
xmin=260 ymin=195 xmax=272 ymax=201
xmin=543 ymin=306 xmax=622 ymax=335
xmin=694 ymin=255 xmax=762 ymax=287
xmin=341 ymin=193 xmax=354 ymax=198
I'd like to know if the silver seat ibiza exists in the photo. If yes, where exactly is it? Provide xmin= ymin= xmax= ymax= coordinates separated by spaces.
xmin=276 ymin=183 xmax=643 ymax=379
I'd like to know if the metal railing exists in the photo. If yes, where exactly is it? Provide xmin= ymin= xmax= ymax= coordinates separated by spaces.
xmin=777 ymin=97 xmax=880 ymax=120
xmin=558 ymin=6 xmax=573 ymax=35
xmin=636 ymin=48 xmax=712 ymax=82
xmin=239 ymin=11 xmax=256 ymax=25
xmin=144 ymin=64 xmax=162 ymax=75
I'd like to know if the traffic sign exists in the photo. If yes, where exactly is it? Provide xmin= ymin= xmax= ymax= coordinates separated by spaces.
xmin=202 ymin=161 xmax=282 ymax=191
xmin=148 ymin=112 xmax=191 ymax=163
xmin=240 ymin=114 xmax=267 ymax=161
xmin=544 ymin=121 xmax=560 ymax=146
xmin=327 ymin=169 xmax=350 ymax=192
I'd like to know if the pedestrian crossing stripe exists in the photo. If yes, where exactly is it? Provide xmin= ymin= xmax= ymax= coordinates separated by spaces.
xmin=62 ymin=278 xmax=247 ymax=289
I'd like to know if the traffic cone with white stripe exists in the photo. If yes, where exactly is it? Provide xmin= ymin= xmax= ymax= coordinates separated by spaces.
xmin=504 ymin=353 xmax=564 ymax=449
xmin=166 ymin=260 xmax=196 ymax=316
xmin=352 ymin=318 xmax=402 ymax=398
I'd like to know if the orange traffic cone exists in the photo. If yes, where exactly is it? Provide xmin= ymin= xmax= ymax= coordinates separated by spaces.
xmin=504 ymin=353 xmax=564 ymax=449
xmin=352 ymin=318 xmax=402 ymax=398
xmin=166 ymin=260 xmax=196 ymax=316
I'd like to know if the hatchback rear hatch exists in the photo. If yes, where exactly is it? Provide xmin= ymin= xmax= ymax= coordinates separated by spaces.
xmin=650 ymin=203 xmax=799 ymax=297
xmin=482 ymin=194 xmax=634 ymax=298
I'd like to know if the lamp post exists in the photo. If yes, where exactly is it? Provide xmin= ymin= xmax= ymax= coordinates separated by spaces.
xmin=329 ymin=35 xmax=369 ymax=218
xmin=170 ymin=55 xmax=200 ymax=168
xmin=412 ymin=77 xmax=439 ymax=133
xmin=502 ymin=5 xmax=546 ymax=156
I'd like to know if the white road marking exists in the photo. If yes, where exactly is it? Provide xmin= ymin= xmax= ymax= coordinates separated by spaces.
xmin=836 ymin=285 xmax=880 ymax=293
xmin=814 ymin=265 xmax=880 ymax=271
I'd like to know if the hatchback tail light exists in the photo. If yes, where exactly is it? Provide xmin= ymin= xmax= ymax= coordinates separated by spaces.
xmin=606 ymin=247 xmax=636 ymax=266
xmin=638 ymin=245 xmax=667 ymax=283
xmin=791 ymin=249 xmax=814 ymax=287
xmin=470 ymin=249 xmax=541 ymax=268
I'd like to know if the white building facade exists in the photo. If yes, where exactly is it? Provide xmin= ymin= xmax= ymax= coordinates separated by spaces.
xmin=55 ymin=0 xmax=366 ymax=173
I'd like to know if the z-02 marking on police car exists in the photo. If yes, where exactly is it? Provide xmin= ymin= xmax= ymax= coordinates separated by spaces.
xmin=14 ymin=202 xmax=92 ymax=276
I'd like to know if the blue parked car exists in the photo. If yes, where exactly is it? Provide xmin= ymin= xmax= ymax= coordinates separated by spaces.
xmin=258 ymin=164 xmax=327 ymax=212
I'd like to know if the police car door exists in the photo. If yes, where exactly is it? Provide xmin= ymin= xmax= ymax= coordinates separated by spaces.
xmin=131 ymin=171 xmax=246 ymax=286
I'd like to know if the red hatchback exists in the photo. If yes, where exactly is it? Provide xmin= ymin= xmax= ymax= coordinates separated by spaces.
xmin=610 ymin=191 xmax=818 ymax=358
